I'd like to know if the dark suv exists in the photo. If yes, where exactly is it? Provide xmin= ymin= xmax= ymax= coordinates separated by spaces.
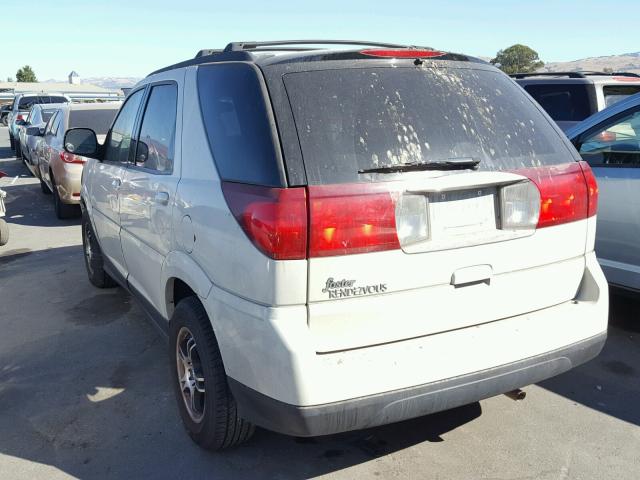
xmin=512 ymin=71 xmax=640 ymax=131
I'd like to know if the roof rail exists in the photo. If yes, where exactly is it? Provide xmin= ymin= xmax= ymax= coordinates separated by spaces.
xmin=581 ymin=71 xmax=640 ymax=78
xmin=222 ymin=40 xmax=421 ymax=53
xmin=195 ymin=49 xmax=224 ymax=58
xmin=509 ymin=72 xmax=587 ymax=79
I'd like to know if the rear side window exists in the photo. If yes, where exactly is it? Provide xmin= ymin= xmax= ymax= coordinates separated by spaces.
xmin=283 ymin=67 xmax=574 ymax=185
xmin=523 ymin=84 xmax=592 ymax=121
xmin=69 ymin=109 xmax=118 ymax=135
xmin=603 ymin=85 xmax=640 ymax=108
xmin=197 ymin=64 xmax=282 ymax=186
xmin=42 ymin=109 xmax=56 ymax=123
xmin=134 ymin=84 xmax=178 ymax=172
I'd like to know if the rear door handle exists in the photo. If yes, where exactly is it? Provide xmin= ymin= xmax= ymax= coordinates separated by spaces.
xmin=154 ymin=191 xmax=170 ymax=206
xmin=451 ymin=265 xmax=492 ymax=287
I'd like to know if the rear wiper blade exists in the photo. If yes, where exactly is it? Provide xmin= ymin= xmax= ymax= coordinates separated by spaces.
xmin=358 ymin=157 xmax=480 ymax=174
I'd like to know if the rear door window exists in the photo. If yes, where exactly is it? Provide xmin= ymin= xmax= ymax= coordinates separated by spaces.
xmin=133 ymin=84 xmax=178 ymax=173
xmin=579 ymin=108 xmax=640 ymax=166
xmin=197 ymin=64 xmax=282 ymax=186
xmin=283 ymin=67 xmax=574 ymax=185
xmin=523 ymin=84 xmax=592 ymax=121
xmin=40 ymin=96 xmax=69 ymax=104
xmin=603 ymin=85 xmax=640 ymax=107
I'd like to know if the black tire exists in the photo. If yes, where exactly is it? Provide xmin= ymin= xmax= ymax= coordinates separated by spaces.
xmin=82 ymin=211 xmax=117 ymax=288
xmin=51 ymin=173 xmax=80 ymax=219
xmin=9 ymin=135 xmax=15 ymax=151
xmin=40 ymin=176 xmax=51 ymax=194
xmin=15 ymin=141 xmax=22 ymax=159
xmin=169 ymin=297 xmax=255 ymax=451
xmin=0 ymin=219 xmax=9 ymax=246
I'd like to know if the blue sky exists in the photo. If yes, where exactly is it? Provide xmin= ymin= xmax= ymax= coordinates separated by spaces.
xmin=3 ymin=0 xmax=639 ymax=81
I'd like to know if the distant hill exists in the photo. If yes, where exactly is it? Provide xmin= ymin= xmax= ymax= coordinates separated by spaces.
xmin=538 ymin=52 xmax=640 ymax=74
xmin=81 ymin=77 xmax=142 ymax=89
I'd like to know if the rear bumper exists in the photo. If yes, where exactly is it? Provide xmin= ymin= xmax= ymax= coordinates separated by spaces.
xmin=230 ymin=332 xmax=606 ymax=437
xmin=51 ymin=160 xmax=83 ymax=204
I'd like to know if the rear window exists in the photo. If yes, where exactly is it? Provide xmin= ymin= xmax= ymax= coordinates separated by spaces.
xmin=523 ymin=84 xmax=592 ymax=121
xmin=18 ymin=95 xmax=69 ymax=110
xmin=283 ymin=67 xmax=574 ymax=185
xmin=603 ymin=85 xmax=640 ymax=107
xmin=69 ymin=109 xmax=118 ymax=134
xmin=40 ymin=96 xmax=69 ymax=104
xmin=197 ymin=63 xmax=282 ymax=186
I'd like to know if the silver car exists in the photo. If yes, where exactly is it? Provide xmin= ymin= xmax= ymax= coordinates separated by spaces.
xmin=18 ymin=103 xmax=64 ymax=176
xmin=566 ymin=92 xmax=640 ymax=291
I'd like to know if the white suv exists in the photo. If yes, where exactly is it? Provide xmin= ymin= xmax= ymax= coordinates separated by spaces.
xmin=71 ymin=41 xmax=608 ymax=450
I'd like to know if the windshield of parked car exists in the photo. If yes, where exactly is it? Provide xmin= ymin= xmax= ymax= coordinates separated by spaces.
xmin=69 ymin=109 xmax=118 ymax=135
xmin=283 ymin=66 xmax=574 ymax=184
xmin=522 ymin=84 xmax=592 ymax=122
xmin=604 ymin=85 xmax=640 ymax=107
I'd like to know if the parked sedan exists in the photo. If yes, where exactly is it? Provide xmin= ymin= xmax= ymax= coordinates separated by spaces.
xmin=566 ymin=92 xmax=640 ymax=291
xmin=32 ymin=102 xmax=121 ymax=219
xmin=18 ymin=103 xmax=64 ymax=176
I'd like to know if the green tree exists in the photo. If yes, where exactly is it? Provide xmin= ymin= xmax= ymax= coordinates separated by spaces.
xmin=491 ymin=45 xmax=544 ymax=75
xmin=6 ymin=77 xmax=14 ymax=82
xmin=603 ymin=67 xmax=614 ymax=74
xmin=16 ymin=65 xmax=37 ymax=82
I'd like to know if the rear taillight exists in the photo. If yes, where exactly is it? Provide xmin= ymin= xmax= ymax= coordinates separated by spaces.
xmin=307 ymin=184 xmax=400 ymax=257
xmin=361 ymin=49 xmax=445 ymax=58
xmin=222 ymin=182 xmax=307 ymax=260
xmin=579 ymin=160 xmax=599 ymax=218
xmin=0 ymin=171 xmax=7 ymax=178
xmin=16 ymin=114 xmax=25 ymax=122
xmin=514 ymin=162 xmax=596 ymax=228
xmin=222 ymin=182 xmax=403 ymax=260
xmin=60 ymin=151 xmax=85 ymax=164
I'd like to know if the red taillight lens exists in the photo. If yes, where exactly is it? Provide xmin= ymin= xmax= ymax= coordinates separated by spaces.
xmin=308 ymin=184 xmax=400 ymax=257
xmin=514 ymin=162 xmax=594 ymax=228
xmin=360 ymin=49 xmax=445 ymax=58
xmin=16 ymin=114 xmax=25 ymax=122
xmin=222 ymin=182 xmax=308 ymax=260
xmin=579 ymin=160 xmax=598 ymax=218
xmin=60 ymin=151 xmax=85 ymax=164
xmin=0 ymin=171 xmax=7 ymax=178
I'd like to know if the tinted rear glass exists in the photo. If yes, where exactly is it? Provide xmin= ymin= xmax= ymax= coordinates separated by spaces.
xmin=197 ymin=64 xmax=282 ymax=186
xmin=523 ymin=84 xmax=592 ymax=121
xmin=603 ymin=85 xmax=640 ymax=107
xmin=283 ymin=67 xmax=573 ymax=185
xmin=40 ymin=96 xmax=69 ymax=104
xmin=69 ymin=109 xmax=118 ymax=134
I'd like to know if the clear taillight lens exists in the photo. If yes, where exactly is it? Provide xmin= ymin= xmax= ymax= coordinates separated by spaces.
xmin=500 ymin=181 xmax=540 ymax=230
xmin=395 ymin=194 xmax=429 ymax=246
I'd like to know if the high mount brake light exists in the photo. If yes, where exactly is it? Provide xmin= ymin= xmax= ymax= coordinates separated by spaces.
xmin=360 ymin=49 xmax=445 ymax=58
xmin=514 ymin=161 xmax=597 ymax=228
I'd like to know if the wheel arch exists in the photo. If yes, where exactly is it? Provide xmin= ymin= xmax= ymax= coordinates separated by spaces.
xmin=163 ymin=251 xmax=213 ymax=319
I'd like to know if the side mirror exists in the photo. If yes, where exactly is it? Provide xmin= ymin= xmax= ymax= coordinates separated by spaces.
xmin=64 ymin=128 xmax=99 ymax=158
xmin=26 ymin=126 xmax=44 ymax=136
xmin=135 ymin=140 xmax=149 ymax=166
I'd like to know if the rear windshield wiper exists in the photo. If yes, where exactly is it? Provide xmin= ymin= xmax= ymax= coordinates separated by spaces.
xmin=358 ymin=157 xmax=480 ymax=174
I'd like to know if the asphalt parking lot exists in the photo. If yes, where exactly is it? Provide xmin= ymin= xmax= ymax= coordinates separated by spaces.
xmin=0 ymin=125 xmax=639 ymax=480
